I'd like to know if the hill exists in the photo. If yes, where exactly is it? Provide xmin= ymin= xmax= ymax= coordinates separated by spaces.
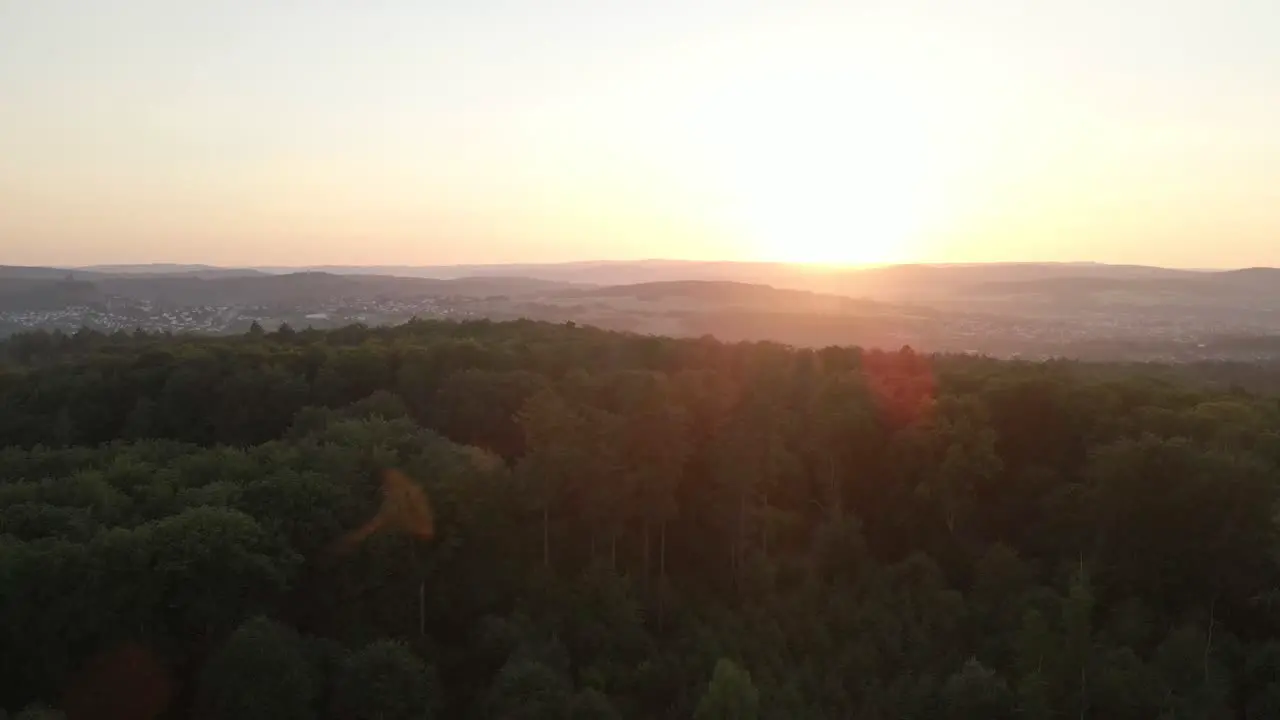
xmin=0 ymin=272 xmax=575 ymax=310
xmin=77 ymin=264 xmax=269 ymax=278
xmin=258 ymin=260 xmax=1206 ymax=294
xmin=6 ymin=261 xmax=1280 ymax=361
xmin=0 ymin=277 xmax=102 ymax=310
xmin=554 ymin=279 xmax=886 ymax=311
xmin=0 ymin=265 xmax=105 ymax=281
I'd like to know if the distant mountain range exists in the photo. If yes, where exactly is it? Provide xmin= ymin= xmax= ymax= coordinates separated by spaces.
xmin=0 ymin=267 xmax=574 ymax=310
xmin=4 ymin=259 xmax=1277 ymax=311
xmin=246 ymin=259 xmax=1208 ymax=290
xmin=4 ymin=260 xmax=1280 ymax=361
xmin=241 ymin=260 xmax=1278 ymax=304
xmin=78 ymin=264 xmax=269 ymax=279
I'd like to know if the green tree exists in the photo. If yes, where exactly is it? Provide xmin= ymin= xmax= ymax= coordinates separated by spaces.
xmin=695 ymin=659 xmax=759 ymax=720
xmin=1013 ymin=608 xmax=1054 ymax=720
xmin=940 ymin=659 xmax=1015 ymax=720
xmin=569 ymin=689 xmax=622 ymax=720
xmin=1061 ymin=563 xmax=1095 ymax=718
xmin=331 ymin=641 xmax=437 ymax=720
xmin=485 ymin=659 xmax=573 ymax=720
xmin=195 ymin=617 xmax=317 ymax=720
xmin=1152 ymin=625 xmax=1231 ymax=720
xmin=711 ymin=384 xmax=798 ymax=591
xmin=148 ymin=507 xmax=299 ymax=637
xmin=430 ymin=369 xmax=546 ymax=459
xmin=516 ymin=388 xmax=581 ymax=569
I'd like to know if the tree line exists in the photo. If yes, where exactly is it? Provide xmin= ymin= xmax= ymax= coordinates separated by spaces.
xmin=1 ymin=319 xmax=1279 ymax=718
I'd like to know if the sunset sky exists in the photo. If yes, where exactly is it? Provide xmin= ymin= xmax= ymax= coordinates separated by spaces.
xmin=2 ymin=0 xmax=1278 ymax=268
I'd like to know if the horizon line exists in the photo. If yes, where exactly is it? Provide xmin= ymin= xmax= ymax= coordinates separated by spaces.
xmin=6 ymin=259 xmax=1266 ymax=273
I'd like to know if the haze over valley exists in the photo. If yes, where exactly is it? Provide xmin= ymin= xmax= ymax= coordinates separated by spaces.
xmin=4 ymin=260 xmax=1280 ymax=363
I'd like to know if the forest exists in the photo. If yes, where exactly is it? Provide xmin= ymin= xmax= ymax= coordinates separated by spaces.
xmin=1 ymin=319 xmax=1278 ymax=719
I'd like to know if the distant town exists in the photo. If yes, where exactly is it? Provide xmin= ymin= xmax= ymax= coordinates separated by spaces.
xmin=0 ymin=296 xmax=480 ymax=336
xmin=4 ymin=261 xmax=1280 ymax=364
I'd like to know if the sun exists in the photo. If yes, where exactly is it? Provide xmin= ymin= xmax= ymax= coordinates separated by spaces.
xmin=739 ymin=168 xmax=927 ymax=267
xmin=683 ymin=68 xmax=941 ymax=267
xmin=731 ymin=122 xmax=934 ymax=266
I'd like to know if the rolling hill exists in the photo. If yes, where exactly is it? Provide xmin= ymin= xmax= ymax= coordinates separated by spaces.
xmin=6 ymin=261 xmax=1280 ymax=362
xmin=0 ymin=268 xmax=577 ymax=311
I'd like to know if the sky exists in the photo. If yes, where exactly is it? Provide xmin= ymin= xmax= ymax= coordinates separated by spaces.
xmin=2 ymin=0 xmax=1278 ymax=268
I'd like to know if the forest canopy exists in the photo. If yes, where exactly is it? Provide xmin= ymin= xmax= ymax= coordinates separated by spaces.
xmin=1 ymin=319 xmax=1278 ymax=719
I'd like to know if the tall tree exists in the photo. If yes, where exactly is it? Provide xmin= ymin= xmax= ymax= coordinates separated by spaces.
xmin=516 ymin=388 xmax=581 ymax=570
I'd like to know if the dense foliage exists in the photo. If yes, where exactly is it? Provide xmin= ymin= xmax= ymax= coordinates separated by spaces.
xmin=2 ymin=320 xmax=1279 ymax=719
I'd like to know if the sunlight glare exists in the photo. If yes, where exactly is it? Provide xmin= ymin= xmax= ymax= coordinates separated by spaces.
xmin=690 ymin=70 xmax=941 ymax=266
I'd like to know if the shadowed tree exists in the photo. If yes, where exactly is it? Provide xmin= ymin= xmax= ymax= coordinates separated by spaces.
xmin=331 ymin=640 xmax=438 ymax=720
xmin=569 ymin=689 xmax=622 ymax=720
xmin=516 ymin=388 xmax=581 ymax=569
xmin=941 ymin=660 xmax=1016 ymax=720
xmin=484 ymin=659 xmax=573 ymax=720
xmin=195 ymin=617 xmax=317 ymax=720
xmin=695 ymin=659 xmax=759 ymax=720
